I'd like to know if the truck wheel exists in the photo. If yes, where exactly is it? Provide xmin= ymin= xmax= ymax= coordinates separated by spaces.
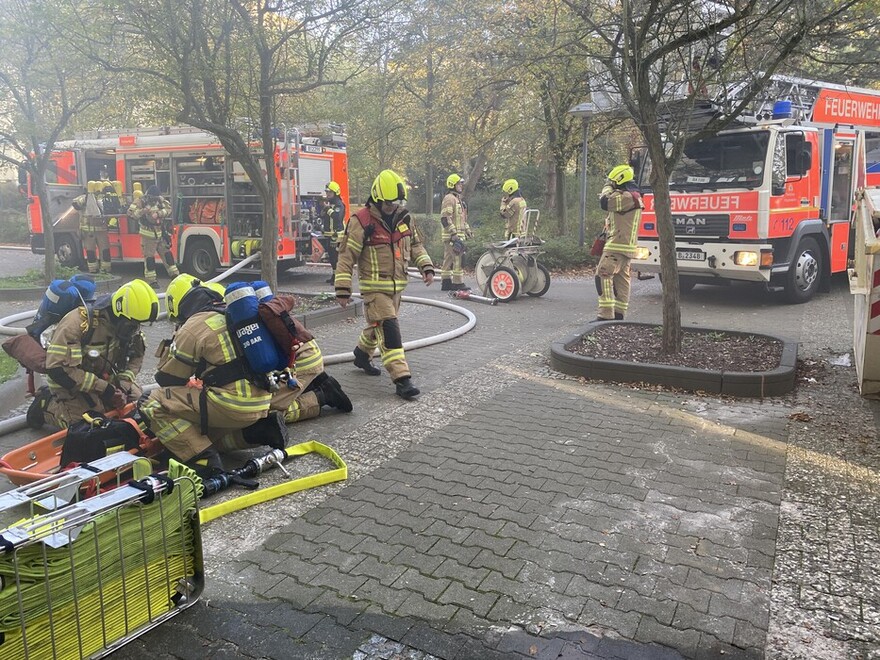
xmin=182 ymin=239 xmax=219 ymax=279
xmin=55 ymin=234 xmax=81 ymax=268
xmin=783 ymin=237 xmax=822 ymax=304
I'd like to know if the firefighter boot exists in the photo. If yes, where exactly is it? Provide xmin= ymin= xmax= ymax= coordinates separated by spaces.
xmin=313 ymin=373 xmax=353 ymax=412
xmin=353 ymin=347 xmax=381 ymax=376
xmin=441 ymin=279 xmax=452 ymax=291
xmin=614 ymin=313 xmax=624 ymax=320
xmin=26 ymin=386 xmax=51 ymax=429
xmin=394 ymin=376 xmax=420 ymax=400
xmin=184 ymin=446 xmax=224 ymax=480
xmin=242 ymin=412 xmax=289 ymax=451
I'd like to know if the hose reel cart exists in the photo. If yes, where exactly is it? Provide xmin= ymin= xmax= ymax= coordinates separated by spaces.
xmin=0 ymin=462 xmax=203 ymax=659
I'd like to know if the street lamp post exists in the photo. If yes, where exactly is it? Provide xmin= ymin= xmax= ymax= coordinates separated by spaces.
xmin=569 ymin=102 xmax=595 ymax=248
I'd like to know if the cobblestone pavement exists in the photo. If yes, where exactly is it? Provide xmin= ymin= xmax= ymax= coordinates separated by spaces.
xmin=0 ymin=261 xmax=877 ymax=659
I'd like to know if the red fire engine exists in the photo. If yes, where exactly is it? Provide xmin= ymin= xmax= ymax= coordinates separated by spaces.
xmin=633 ymin=76 xmax=880 ymax=303
xmin=26 ymin=124 xmax=349 ymax=278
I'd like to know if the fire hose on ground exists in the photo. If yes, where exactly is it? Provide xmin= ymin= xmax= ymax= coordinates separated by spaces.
xmin=0 ymin=253 xmax=477 ymax=435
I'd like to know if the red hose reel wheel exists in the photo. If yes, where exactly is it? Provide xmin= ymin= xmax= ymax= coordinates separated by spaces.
xmin=489 ymin=266 xmax=519 ymax=302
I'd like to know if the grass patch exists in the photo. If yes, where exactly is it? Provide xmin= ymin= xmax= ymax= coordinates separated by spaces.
xmin=0 ymin=267 xmax=114 ymax=289
xmin=0 ymin=352 xmax=20 ymax=384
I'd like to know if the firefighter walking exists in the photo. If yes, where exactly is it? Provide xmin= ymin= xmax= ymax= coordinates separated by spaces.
xmin=440 ymin=173 xmax=472 ymax=291
xmin=320 ymin=181 xmax=346 ymax=284
xmin=128 ymin=185 xmax=180 ymax=289
xmin=334 ymin=170 xmax=435 ymax=400
xmin=30 ymin=280 xmax=156 ymax=429
xmin=596 ymin=165 xmax=643 ymax=321
xmin=139 ymin=276 xmax=287 ymax=472
xmin=500 ymin=179 xmax=527 ymax=240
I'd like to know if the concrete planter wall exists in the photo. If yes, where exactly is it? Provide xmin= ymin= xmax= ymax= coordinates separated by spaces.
xmin=550 ymin=321 xmax=798 ymax=397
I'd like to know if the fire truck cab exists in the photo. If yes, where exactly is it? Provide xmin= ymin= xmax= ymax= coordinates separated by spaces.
xmin=632 ymin=77 xmax=880 ymax=303
xmin=27 ymin=124 xmax=348 ymax=278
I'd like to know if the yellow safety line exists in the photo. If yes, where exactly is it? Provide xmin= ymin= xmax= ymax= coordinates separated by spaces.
xmin=496 ymin=365 xmax=880 ymax=487
xmin=198 ymin=441 xmax=347 ymax=524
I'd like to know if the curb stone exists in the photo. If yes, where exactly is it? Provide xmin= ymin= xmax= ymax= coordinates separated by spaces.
xmin=550 ymin=320 xmax=798 ymax=397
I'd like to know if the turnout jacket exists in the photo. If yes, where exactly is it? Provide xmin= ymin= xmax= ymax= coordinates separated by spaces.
xmin=129 ymin=196 xmax=173 ymax=239
xmin=500 ymin=194 xmax=527 ymax=238
xmin=46 ymin=305 xmax=145 ymax=398
xmin=599 ymin=182 xmax=642 ymax=257
xmin=440 ymin=191 xmax=469 ymax=241
xmin=334 ymin=205 xmax=434 ymax=298
xmin=156 ymin=310 xmax=272 ymax=417
xmin=321 ymin=197 xmax=347 ymax=237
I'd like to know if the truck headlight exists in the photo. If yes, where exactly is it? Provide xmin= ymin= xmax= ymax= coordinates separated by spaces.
xmin=634 ymin=246 xmax=651 ymax=260
xmin=733 ymin=251 xmax=758 ymax=267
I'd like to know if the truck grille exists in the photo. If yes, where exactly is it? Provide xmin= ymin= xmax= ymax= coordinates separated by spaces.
xmin=672 ymin=214 xmax=729 ymax=238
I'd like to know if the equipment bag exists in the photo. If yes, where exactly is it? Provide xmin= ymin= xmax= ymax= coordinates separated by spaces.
xmin=258 ymin=295 xmax=314 ymax=368
xmin=224 ymin=282 xmax=287 ymax=374
xmin=60 ymin=413 xmax=143 ymax=468
xmin=1 ymin=334 xmax=47 ymax=373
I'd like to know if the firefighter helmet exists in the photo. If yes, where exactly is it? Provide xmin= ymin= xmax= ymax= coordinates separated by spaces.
xmin=446 ymin=173 xmax=462 ymax=189
xmin=111 ymin=279 xmax=159 ymax=323
xmin=607 ymin=165 xmax=634 ymax=185
xmin=370 ymin=170 xmax=407 ymax=203
xmin=165 ymin=274 xmax=202 ymax=322
xmin=502 ymin=179 xmax=518 ymax=195
xmin=325 ymin=181 xmax=341 ymax=196
xmin=204 ymin=281 xmax=226 ymax=297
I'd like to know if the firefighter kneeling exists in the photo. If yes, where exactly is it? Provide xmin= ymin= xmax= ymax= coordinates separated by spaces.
xmin=139 ymin=277 xmax=287 ymax=472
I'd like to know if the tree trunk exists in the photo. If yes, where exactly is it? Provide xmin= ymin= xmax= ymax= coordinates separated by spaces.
xmin=260 ymin=54 xmax=279 ymax=291
xmin=554 ymin=159 xmax=567 ymax=236
xmin=34 ymin=173 xmax=56 ymax=283
xmin=648 ymin=161 xmax=682 ymax=354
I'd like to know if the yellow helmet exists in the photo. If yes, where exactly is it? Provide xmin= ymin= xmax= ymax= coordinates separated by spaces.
xmin=111 ymin=279 xmax=159 ymax=323
xmin=204 ymin=281 xmax=226 ymax=297
xmin=446 ymin=173 xmax=462 ymax=189
xmin=502 ymin=179 xmax=518 ymax=195
xmin=165 ymin=274 xmax=202 ymax=322
xmin=325 ymin=181 xmax=341 ymax=195
xmin=607 ymin=164 xmax=634 ymax=185
xmin=370 ymin=169 xmax=407 ymax=203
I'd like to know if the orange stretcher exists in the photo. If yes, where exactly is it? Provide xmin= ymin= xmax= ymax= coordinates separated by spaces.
xmin=0 ymin=403 xmax=162 ymax=487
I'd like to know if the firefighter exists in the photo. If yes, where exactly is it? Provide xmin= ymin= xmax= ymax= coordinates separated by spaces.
xmin=139 ymin=275 xmax=287 ymax=471
xmin=129 ymin=185 xmax=180 ymax=290
xmin=29 ymin=279 xmax=156 ymax=430
xmin=72 ymin=181 xmax=112 ymax=274
xmin=439 ymin=173 xmax=473 ymax=291
xmin=596 ymin=164 xmax=643 ymax=321
xmin=334 ymin=169 xmax=435 ymax=400
xmin=320 ymin=181 xmax=346 ymax=284
xmin=500 ymin=179 xmax=527 ymax=240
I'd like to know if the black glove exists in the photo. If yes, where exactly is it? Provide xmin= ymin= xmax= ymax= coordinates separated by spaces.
xmin=101 ymin=384 xmax=127 ymax=410
xmin=451 ymin=237 xmax=466 ymax=255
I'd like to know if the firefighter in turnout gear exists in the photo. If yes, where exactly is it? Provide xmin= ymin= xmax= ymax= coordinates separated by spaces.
xmin=34 ymin=279 xmax=155 ymax=430
xmin=334 ymin=169 xmax=435 ymax=400
xmin=596 ymin=165 xmax=642 ymax=321
xmin=72 ymin=181 xmax=112 ymax=274
xmin=320 ymin=181 xmax=346 ymax=284
xmin=128 ymin=185 xmax=180 ymax=289
xmin=500 ymin=179 xmax=527 ymax=240
xmin=440 ymin=173 xmax=472 ymax=291
xmin=139 ymin=275 xmax=286 ymax=472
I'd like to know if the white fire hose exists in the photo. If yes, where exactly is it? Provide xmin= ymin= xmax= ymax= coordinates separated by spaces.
xmin=0 ymin=256 xmax=476 ymax=435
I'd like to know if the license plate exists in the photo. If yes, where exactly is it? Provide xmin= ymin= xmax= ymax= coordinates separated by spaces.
xmin=676 ymin=249 xmax=705 ymax=261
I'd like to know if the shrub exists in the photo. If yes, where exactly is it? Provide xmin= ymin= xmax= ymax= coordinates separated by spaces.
xmin=0 ymin=209 xmax=29 ymax=244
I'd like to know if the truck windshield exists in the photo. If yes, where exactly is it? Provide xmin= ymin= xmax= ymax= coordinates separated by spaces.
xmin=667 ymin=131 xmax=770 ymax=191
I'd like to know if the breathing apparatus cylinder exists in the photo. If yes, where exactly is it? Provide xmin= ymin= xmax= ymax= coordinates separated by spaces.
xmin=252 ymin=280 xmax=273 ymax=303
xmin=224 ymin=282 xmax=287 ymax=374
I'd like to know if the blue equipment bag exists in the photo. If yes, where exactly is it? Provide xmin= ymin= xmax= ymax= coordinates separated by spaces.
xmin=224 ymin=282 xmax=287 ymax=374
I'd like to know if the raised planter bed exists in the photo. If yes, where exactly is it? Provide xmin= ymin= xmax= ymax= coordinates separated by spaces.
xmin=550 ymin=321 xmax=798 ymax=397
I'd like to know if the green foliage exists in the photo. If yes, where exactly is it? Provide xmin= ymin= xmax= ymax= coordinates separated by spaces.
xmin=0 ymin=267 xmax=111 ymax=289
xmin=0 ymin=209 xmax=29 ymax=244
xmin=0 ymin=352 xmax=19 ymax=384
